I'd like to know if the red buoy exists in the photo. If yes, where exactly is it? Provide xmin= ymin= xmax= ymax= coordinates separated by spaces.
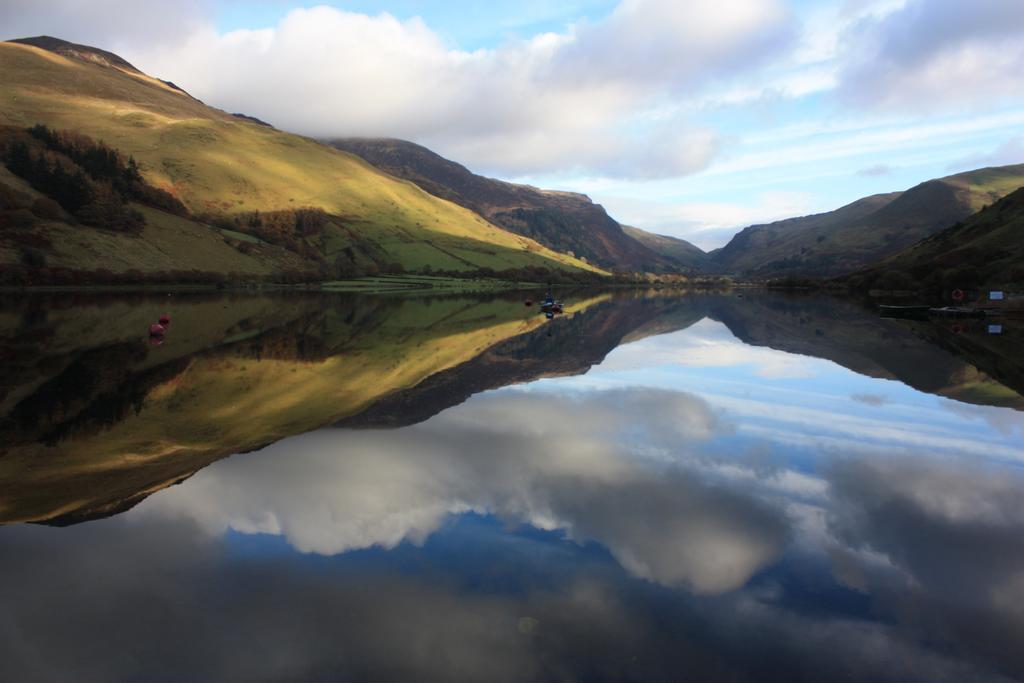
xmin=158 ymin=314 xmax=171 ymax=325
xmin=149 ymin=323 xmax=166 ymax=336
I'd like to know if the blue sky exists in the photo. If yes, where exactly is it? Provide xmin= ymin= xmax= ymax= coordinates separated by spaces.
xmin=4 ymin=0 xmax=1023 ymax=249
xmin=213 ymin=1 xmax=621 ymax=48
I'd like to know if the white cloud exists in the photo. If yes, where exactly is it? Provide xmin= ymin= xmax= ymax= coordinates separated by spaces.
xmin=948 ymin=134 xmax=1024 ymax=172
xmin=836 ymin=0 xmax=1024 ymax=111
xmin=708 ymin=110 xmax=1024 ymax=176
xmin=552 ymin=0 xmax=795 ymax=89
xmin=8 ymin=0 xmax=795 ymax=179
xmin=0 ymin=0 xmax=206 ymax=51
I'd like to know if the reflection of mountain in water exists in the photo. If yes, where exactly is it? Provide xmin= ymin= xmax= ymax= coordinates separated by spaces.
xmin=338 ymin=293 xmax=703 ymax=429
xmin=1 ymin=290 xmax=1021 ymax=525
xmin=0 ymin=292 xmax=680 ymax=524
xmin=699 ymin=292 xmax=1024 ymax=410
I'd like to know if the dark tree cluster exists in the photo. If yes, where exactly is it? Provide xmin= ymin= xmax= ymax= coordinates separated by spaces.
xmin=207 ymin=208 xmax=403 ymax=282
xmin=28 ymin=125 xmax=136 ymax=190
xmin=843 ymin=260 xmax=1004 ymax=296
xmin=1 ymin=124 xmax=196 ymax=236
xmin=6 ymin=140 xmax=94 ymax=213
xmin=205 ymin=207 xmax=329 ymax=259
xmin=26 ymin=124 xmax=188 ymax=216
xmin=4 ymin=137 xmax=144 ymax=233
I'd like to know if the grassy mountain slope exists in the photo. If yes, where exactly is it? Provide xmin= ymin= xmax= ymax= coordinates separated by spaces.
xmin=0 ymin=39 xmax=600 ymax=277
xmin=0 ymin=165 xmax=309 ymax=279
xmin=621 ymin=225 xmax=709 ymax=271
xmin=850 ymin=186 xmax=1024 ymax=292
xmin=711 ymin=165 xmax=1024 ymax=278
xmin=709 ymin=193 xmax=899 ymax=275
xmin=330 ymin=137 xmax=682 ymax=272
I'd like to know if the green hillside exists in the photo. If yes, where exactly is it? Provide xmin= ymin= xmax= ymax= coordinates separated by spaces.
xmin=621 ymin=225 xmax=709 ymax=271
xmin=710 ymin=165 xmax=1024 ymax=278
xmin=0 ymin=38 xmax=602 ymax=280
xmin=330 ymin=137 xmax=680 ymax=272
xmin=849 ymin=186 xmax=1024 ymax=293
xmin=0 ymin=164 xmax=311 ymax=282
xmin=709 ymin=193 xmax=899 ymax=275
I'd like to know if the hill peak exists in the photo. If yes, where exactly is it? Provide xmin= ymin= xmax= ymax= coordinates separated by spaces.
xmin=8 ymin=36 xmax=141 ymax=73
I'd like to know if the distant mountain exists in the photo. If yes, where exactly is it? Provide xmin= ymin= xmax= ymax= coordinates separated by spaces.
xmin=709 ymin=193 xmax=900 ymax=275
xmin=330 ymin=138 xmax=687 ymax=273
xmin=710 ymin=165 xmax=1024 ymax=278
xmin=621 ymin=225 xmax=709 ymax=271
xmin=0 ymin=38 xmax=599 ymax=283
xmin=850 ymin=186 xmax=1024 ymax=292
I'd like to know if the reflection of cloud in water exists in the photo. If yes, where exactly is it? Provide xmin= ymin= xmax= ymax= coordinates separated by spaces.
xmin=941 ymin=400 xmax=1024 ymax=438
xmin=706 ymin=394 xmax=1024 ymax=463
xmin=0 ymin=518 xmax=544 ymax=682
xmin=601 ymin=319 xmax=819 ymax=379
xmin=141 ymin=387 xmax=788 ymax=594
xmin=4 ymin=366 xmax=1023 ymax=680
xmin=823 ymin=454 xmax=1024 ymax=676
xmin=827 ymin=455 xmax=1024 ymax=605
xmin=1 ymin=516 xmax=1005 ymax=682
xmin=851 ymin=393 xmax=889 ymax=407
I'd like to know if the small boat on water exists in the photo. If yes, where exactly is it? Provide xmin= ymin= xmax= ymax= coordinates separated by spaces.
xmin=539 ymin=292 xmax=563 ymax=313
xmin=540 ymin=301 xmax=563 ymax=311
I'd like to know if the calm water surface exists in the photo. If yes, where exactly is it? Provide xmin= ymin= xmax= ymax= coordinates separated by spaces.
xmin=1 ymin=290 xmax=1022 ymax=682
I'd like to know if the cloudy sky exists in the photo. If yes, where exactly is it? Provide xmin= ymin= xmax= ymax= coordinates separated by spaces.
xmin=4 ymin=0 xmax=1024 ymax=248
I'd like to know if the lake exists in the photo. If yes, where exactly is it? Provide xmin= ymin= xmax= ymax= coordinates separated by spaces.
xmin=1 ymin=289 xmax=1022 ymax=682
